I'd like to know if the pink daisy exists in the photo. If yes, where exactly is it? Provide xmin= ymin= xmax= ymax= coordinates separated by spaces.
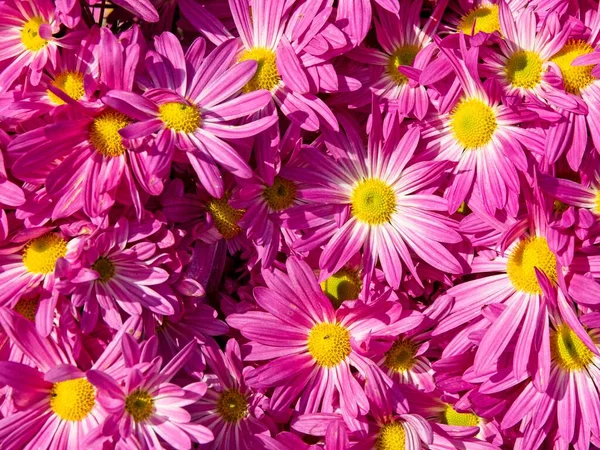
xmin=227 ymin=257 xmax=400 ymax=419
xmin=283 ymin=108 xmax=463 ymax=288
xmin=104 ymin=33 xmax=276 ymax=198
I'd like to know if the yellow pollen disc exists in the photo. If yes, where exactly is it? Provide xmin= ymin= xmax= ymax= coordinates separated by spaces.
xmin=125 ymin=390 xmax=154 ymax=422
xmin=551 ymin=325 xmax=594 ymax=371
xmin=263 ymin=176 xmax=297 ymax=211
xmin=22 ymin=233 xmax=67 ymax=274
xmin=550 ymin=40 xmax=595 ymax=95
xmin=458 ymin=4 xmax=500 ymax=36
xmin=14 ymin=296 xmax=40 ymax=321
xmin=320 ymin=268 xmax=362 ymax=308
xmin=89 ymin=110 xmax=131 ymax=157
xmin=159 ymin=102 xmax=201 ymax=133
xmin=504 ymin=50 xmax=543 ymax=89
xmin=387 ymin=45 xmax=420 ymax=85
xmin=48 ymin=71 xmax=85 ymax=104
xmin=594 ymin=191 xmax=600 ymax=215
xmin=450 ymin=98 xmax=497 ymax=150
xmin=92 ymin=257 xmax=115 ymax=282
xmin=506 ymin=236 xmax=557 ymax=294
xmin=206 ymin=195 xmax=245 ymax=240
xmin=376 ymin=422 xmax=406 ymax=450
xmin=307 ymin=322 xmax=351 ymax=368
xmin=351 ymin=178 xmax=396 ymax=225
xmin=216 ymin=389 xmax=248 ymax=422
xmin=441 ymin=405 xmax=480 ymax=427
xmin=21 ymin=16 xmax=49 ymax=52
xmin=50 ymin=378 xmax=95 ymax=421
xmin=239 ymin=47 xmax=281 ymax=93
xmin=384 ymin=339 xmax=418 ymax=372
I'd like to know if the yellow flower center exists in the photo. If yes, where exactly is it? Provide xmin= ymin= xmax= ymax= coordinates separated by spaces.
xmin=457 ymin=4 xmax=500 ymax=35
xmin=441 ymin=405 xmax=480 ymax=427
xmin=504 ymin=50 xmax=543 ymax=89
xmin=89 ymin=110 xmax=131 ymax=157
xmin=551 ymin=325 xmax=594 ymax=371
xmin=125 ymin=390 xmax=154 ymax=422
xmin=384 ymin=339 xmax=418 ymax=372
xmin=553 ymin=199 xmax=569 ymax=214
xmin=506 ymin=236 xmax=557 ymax=294
xmin=320 ymin=268 xmax=362 ymax=308
xmin=159 ymin=102 xmax=201 ymax=133
xmin=50 ymin=378 xmax=95 ymax=421
xmin=376 ymin=422 xmax=406 ymax=450
xmin=239 ymin=47 xmax=281 ymax=93
xmin=206 ymin=195 xmax=245 ymax=240
xmin=450 ymin=98 xmax=497 ymax=150
xmin=216 ymin=389 xmax=248 ymax=422
xmin=92 ymin=257 xmax=115 ymax=282
xmin=48 ymin=71 xmax=85 ymax=104
xmin=386 ymin=45 xmax=420 ymax=85
xmin=307 ymin=322 xmax=351 ymax=368
xmin=550 ymin=40 xmax=596 ymax=95
xmin=22 ymin=233 xmax=67 ymax=274
xmin=594 ymin=191 xmax=600 ymax=215
xmin=263 ymin=176 xmax=297 ymax=211
xmin=13 ymin=296 xmax=40 ymax=321
xmin=21 ymin=16 xmax=49 ymax=52
xmin=351 ymin=178 xmax=396 ymax=225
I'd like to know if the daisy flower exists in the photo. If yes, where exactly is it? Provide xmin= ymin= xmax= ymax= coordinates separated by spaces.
xmin=0 ymin=225 xmax=83 ymax=336
xmin=188 ymin=339 xmax=274 ymax=450
xmin=0 ymin=309 xmax=139 ymax=450
xmin=7 ymin=27 xmax=159 ymax=219
xmin=422 ymin=33 xmax=542 ymax=215
xmin=87 ymin=337 xmax=213 ymax=449
xmin=55 ymin=217 xmax=176 ymax=333
xmin=502 ymin=303 xmax=600 ymax=450
xmin=227 ymin=257 xmax=399 ymax=419
xmin=104 ymin=33 xmax=276 ymax=198
xmin=284 ymin=109 xmax=463 ymax=289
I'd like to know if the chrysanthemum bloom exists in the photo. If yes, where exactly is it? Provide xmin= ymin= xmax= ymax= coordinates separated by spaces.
xmin=0 ymin=309 xmax=141 ymax=450
xmin=0 ymin=226 xmax=83 ymax=335
xmin=481 ymin=5 xmax=586 ymax=122
xmin=502 ymin=306 xmax=600 ymax=450
xmin=227 ymin=257 xmax=403 ymax=419
xmin=7 ymin=27 xmax=160 ymax=219
xmin=55 ymin=217 xmax=176 ymax=332
xmin=442 ymin=0 xmax=526 ymax=37
xmin=87 ymin=338 xmax=214 ymax=449
xmin=179 ymin=0 xmax=341 ymax=181
xmin=103 ymin=33 xmax=275 ymax=198
xmin=188 ymin=339 xmax=274 ymax=450
xmin=422 ymin=34 xmax=542 ymax=215
xmin=284 ymin=110 xmax=463 ymax=288
xmin=0 ymin=0 xmax=85 ymax=89
xmin=345 ymin=0 xmax=447 ymax=121
xmin=230 ymin=154 xmax=310 ymax=268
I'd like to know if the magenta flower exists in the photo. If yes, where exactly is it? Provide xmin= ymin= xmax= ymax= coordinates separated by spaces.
xmin=104 ymin=33 xmax=276 ymax=198
xmin=87 ymin=338 xmax=213 ymax=449
xmin=284 ymin=110 xmax=463 ymax=288
xmin=227 ymin=257 xmax=399 ymax=419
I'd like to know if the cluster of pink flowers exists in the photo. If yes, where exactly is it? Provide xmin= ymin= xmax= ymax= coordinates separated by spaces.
xmin=3 ymin=0 xmax=600 ymax=449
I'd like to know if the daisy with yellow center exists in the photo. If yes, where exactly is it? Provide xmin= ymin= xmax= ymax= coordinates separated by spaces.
xmin=228 ymin=257 xmax=400 ymax=419
xmin=320 ymin=267 xmax=362 ymax=308
xmin=423 ymin=33 xmax=536 ymax=215
xmin=457 ymin=2 xmax=500 ymax=36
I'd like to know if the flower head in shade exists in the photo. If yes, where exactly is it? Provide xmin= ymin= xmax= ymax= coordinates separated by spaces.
xmin=0 ymin=309 xmax=141 ymax=450
xmin=422 ymin=33 xmax=543 ymax=215
xmin=188 ymin=339 xmax=274 ymax=450
xmin=227 ymin=257 xmax=400 ymax=419
xmin=87 ymin=338 xmax=213 ymax=449
xmin=104 ymin=33 xmax=276 ymax=198
xmin=0 ymin=225 xmax=83 ymax=336
xmin=283 ymin=109 xmax=463 ymax=289
xmin=56 ymin=217 xmax=176 ymax=333
xmin=7 ymin=27 xmax=158 ymax=220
